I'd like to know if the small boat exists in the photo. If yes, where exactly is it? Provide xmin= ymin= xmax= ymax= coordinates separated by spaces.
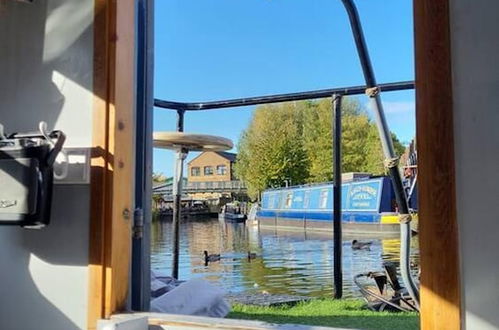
xmin=158 ymin=199 xmax=211 ymax=221
xmin=219 ymin=203 xmax=247 ymax=223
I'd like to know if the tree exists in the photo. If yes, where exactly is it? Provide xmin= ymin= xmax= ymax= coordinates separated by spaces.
xmin=152 ymin=172 xmax=167 ymax=183
xmin=235 ymin=102 xmax=309 ymax=198
xmin=235 ymin=98 xmax=406 ymax=196
xmin=152 ymin=172 xmax=167 ymax=210
xmin=302 ymin=98 xmax=370 ymax=182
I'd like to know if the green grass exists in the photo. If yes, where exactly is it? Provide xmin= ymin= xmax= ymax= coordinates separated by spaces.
xmin=228 ymin=299 xmax=419 ymax=329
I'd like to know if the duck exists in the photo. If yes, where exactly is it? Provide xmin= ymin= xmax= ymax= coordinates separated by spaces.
xmin=203 ymin=250 xmax=221 ymax=263
xmin=351 ymin=239 xmax=373 ymax=250
xmin=247 ymin=251 xmax=257 ymax=261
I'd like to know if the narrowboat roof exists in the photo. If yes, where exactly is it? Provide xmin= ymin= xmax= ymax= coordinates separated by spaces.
xmin=264 ymin=174 xmax=387 ymax=192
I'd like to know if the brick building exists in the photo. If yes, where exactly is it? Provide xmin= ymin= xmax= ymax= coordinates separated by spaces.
xmin=185 ymin=151 xmax=247 ymax=202
xmin=187 ymin=151 xmax=237 ymax=183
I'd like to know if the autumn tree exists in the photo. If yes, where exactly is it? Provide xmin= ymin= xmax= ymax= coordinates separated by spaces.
xmin=152 ymin=172 xmax=167 ymax=183
xmin=235 ymin=102 xmax=309 ymax=198
xmin=235 ymin=98 xmax=405 ymax=197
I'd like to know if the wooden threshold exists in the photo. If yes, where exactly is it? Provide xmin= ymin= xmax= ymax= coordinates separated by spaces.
xmin=113 ymin=313 xmax=343 ymax=330
xmin=414 ymin=1 xmax=462 ymax=329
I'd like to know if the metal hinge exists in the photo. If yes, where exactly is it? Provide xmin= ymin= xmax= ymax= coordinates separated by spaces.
xmin=133 ymin=208 xmax=144 ymax=239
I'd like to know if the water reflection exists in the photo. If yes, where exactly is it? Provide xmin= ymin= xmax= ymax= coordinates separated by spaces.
xmin=151 ymin=219 xmax=419 ymax=298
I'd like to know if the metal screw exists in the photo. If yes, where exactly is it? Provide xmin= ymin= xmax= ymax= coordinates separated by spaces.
xmin=122 ymin=208 xmax=130 ymax=220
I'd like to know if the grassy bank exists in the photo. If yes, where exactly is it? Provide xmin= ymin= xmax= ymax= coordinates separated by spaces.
xmin=228 ymin=299 xmax=418 ymax=330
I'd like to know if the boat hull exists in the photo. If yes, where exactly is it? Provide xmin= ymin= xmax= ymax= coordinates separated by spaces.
xmin=257 ymin=215 xmax=401 ymax=237
xmin=218 ymin=213 xmax=247 ymax=223
xmin=158 ymin=211 xmax=212 ymax=221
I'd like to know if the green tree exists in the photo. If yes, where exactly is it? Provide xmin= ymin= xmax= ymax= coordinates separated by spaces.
xmin=302 ymin=98 xmax=369 ymax=182
xmin=152 ymin=172 xmax=167 ymax=210
xmin=152 ymin=172 xmax=167 ymax=183
xmin=235 ymin=98 xmax=406 ymax=196
xmin=235 ymin=102 xmax=309 ymax=199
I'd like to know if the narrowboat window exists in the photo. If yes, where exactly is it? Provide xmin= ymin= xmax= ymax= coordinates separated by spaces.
xmin=191 ymin=167 xmax=200 ymax=176
xmin=268 ymin=194 xmax=275 ymax=208
xmin=320 ymin=189 xmax=329 ymax=208
xmin=285 ymin=192 xmax=293 ymax=208
xmin=204 ymin=166 xmax=213 ymax=175
xmin=303 ymin=190 xmax=310 ymax=208
xmin=216 ymin=164 xmax=227 ymax=175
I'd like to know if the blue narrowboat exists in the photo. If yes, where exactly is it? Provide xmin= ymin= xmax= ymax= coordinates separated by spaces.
xmin=257 ymin=175 xmax=416 ymax=235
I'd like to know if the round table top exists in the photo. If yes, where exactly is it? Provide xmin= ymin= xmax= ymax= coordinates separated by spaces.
xmin=153 ymin=132 xmax=233 ymax=151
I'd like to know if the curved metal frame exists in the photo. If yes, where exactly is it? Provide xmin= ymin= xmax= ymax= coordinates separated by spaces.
xmin=340 ymin=0 xmax=419 ymax=308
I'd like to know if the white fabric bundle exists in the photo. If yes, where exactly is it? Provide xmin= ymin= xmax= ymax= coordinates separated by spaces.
xmin=150 ymin=278 xmax=231 ymax=318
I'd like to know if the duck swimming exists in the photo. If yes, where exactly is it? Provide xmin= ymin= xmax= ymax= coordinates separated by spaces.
xmin=351 ymin=239 xmax=373 ymax=250
xmin=204 ymin=250 xmax=221 ymax=263
xmin=247 ymin=251 xmax=257 ymax=261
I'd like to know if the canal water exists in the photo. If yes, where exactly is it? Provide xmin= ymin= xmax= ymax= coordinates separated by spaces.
xmin=151 ymin=218 xmax=419 ymax=298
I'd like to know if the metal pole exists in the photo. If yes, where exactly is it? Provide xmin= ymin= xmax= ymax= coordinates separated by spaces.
xmin=171 ymin=110 xmax=186 ymax=279
xmin=341 ymin=0 xmax=420 ymax=308
xmin=131 ymin=0 xmax=153 ymax=311
xmin=131 ymin=0 xmax=146 ymax=310
xmin=177 ymin=110 xmax=185 ymax=131
xmin=332 ymin=94 xmax=343 ymax=299
xmin=142 ymin=0 xmax=154 ymax=310
xmin=171 ymin=148 xmax=187 ymax=279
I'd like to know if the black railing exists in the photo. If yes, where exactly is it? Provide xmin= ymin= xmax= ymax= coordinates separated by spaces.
xmin=153 ymin=180 xmax=247 ymax=194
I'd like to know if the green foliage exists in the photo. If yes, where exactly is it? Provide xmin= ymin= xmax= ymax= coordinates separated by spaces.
xmin=235 ymin=98 xmax=406 ymax=198
xmin=152 ymin=172 xmax=167 ymax=183
xmin=235 ymin=103 xmax=309 ymax=198
xmin=152 ymin=172 xmax=167 ymax=210
xmin=228 ymin=299 xmax=419 ymax=330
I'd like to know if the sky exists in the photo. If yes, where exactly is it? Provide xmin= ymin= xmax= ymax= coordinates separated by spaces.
xmin=153 ymin=0 xmax=415 ymax=177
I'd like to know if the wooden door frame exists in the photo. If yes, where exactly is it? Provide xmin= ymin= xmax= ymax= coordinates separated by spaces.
xmin=414 ymin=1 xmax=462 ymax=329
xmin=86 ymin=0 xmax=463 ymax=329
xmin=88 ymin=0 xmax=137 ymax=328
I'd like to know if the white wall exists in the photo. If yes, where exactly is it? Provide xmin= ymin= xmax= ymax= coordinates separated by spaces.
xmin=450 ymin=1 xmax=499 ymax=329
xmin=0 ymin=0 xmax=94 ymax=329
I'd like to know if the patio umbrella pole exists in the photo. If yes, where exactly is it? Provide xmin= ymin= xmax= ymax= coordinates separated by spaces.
xmin=171 ymin=109 xmax=186 ymax=279
xmin=171 ymin=148 xmax=187 ymax=279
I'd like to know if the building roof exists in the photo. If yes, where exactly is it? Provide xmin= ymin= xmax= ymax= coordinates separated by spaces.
xmin=215 ymin=151 xmax=237 ymax=162
xmin=187 ymin=151 xmax=237 ymax=165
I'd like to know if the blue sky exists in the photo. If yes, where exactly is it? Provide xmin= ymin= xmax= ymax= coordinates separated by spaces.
xmin=153 ymin=0 xmax=415 ymax=177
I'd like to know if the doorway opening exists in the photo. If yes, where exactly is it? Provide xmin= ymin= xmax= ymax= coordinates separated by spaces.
xmin=138 ymin=0 xmax=421 ymax=328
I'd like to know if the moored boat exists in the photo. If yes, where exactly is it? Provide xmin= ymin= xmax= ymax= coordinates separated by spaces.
xmin=257 ymin=174 xmax=417 ymax=236
xmin=219 ymin=203 xmax=247 ymax=223
xmin=158 ymin=200 xmax=212 ymax=221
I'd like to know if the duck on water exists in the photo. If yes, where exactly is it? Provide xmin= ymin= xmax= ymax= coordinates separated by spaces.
xmin=247 ymin=251 xmax=257 ymax=261
xmin=351 ymin=239 xmax=373 ymax=250
xmin=204 ymin=250 xmax=221 ymax=263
